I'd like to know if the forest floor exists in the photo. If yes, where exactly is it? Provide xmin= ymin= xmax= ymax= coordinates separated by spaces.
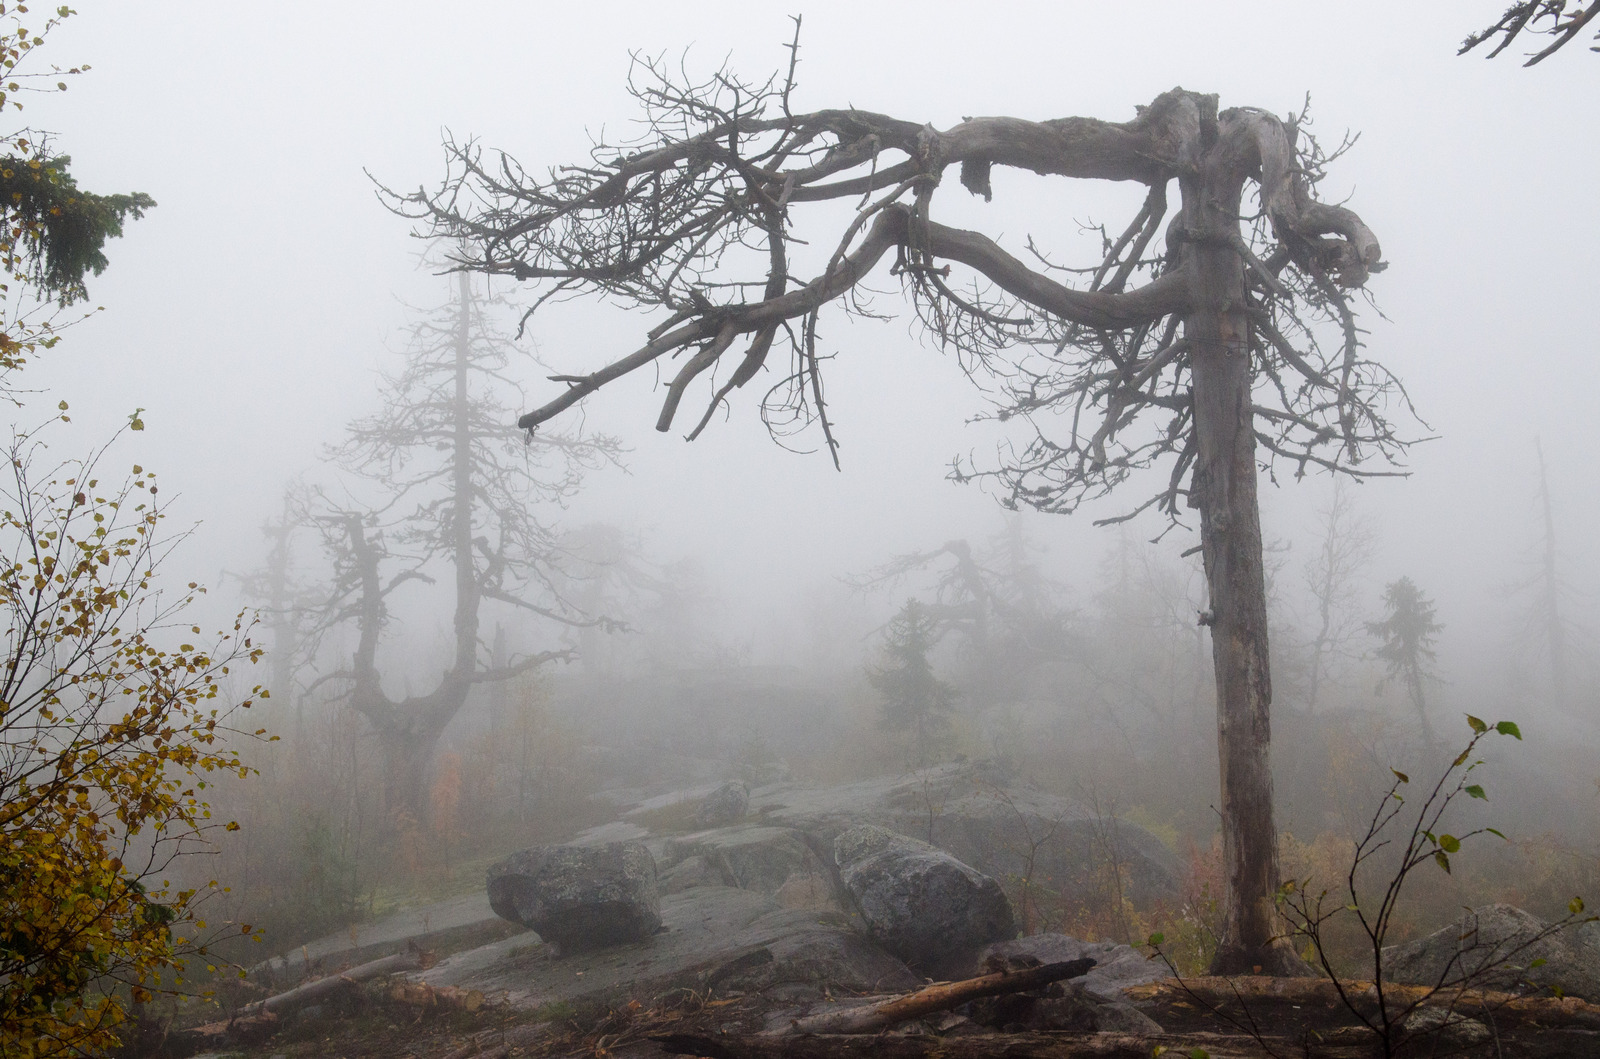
xmin=180 ymin=973 xmax=1600 ymax=1059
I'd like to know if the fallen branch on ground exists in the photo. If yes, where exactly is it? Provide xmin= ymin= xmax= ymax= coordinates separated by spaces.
xmin=239 ymin=949 xmax=432 ymax=1019
xmin=776 ymin=957 xmax=1095 ymax=1036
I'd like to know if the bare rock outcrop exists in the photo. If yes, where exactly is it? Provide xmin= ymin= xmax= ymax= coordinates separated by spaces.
xmin=835 ymin=824 xmax=1016 ymax=979
xmin=1383 ymin=903 xmax=1600 ymax=1000
xmin=694 ymin=780 xmax=751 ymax=827
xmin=486 ymin=841 xmax=661 ymax=955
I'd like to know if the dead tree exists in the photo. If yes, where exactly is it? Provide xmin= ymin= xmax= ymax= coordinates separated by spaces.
xmin=229 ymin=497 xmax=322 ymax=740
xmin=848 ymin=525 xmax=1075 ymax=708
xmin=1462 ymin=2 xmax=1600 ymax=64
xmin=309 ymin=271 xmax=620 ymax=822
xmin=1504 ymin=439 xmax=1586 ymax=711
xmin=388 ymin=30 xmax=1416 ymax=974
xmin=1302 ymin=480 xmax=1375 ymax=713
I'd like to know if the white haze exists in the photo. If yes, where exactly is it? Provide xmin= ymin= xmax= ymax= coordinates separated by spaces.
xmin=19 ymin=2 xmax=1600 ymax=733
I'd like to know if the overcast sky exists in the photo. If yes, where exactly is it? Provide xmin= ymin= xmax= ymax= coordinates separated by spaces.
xmin=22 ymin=2 xmax=1599 ymax=715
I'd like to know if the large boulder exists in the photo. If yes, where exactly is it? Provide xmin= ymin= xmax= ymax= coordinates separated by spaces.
xmin=693 ymin=780 xmax=750 ymax=827
xmin=1383 ymin=904 xmax=1600 ymax=1000
xmin=835 ymin=824 xmax=1016 ymax=979
xmin=749 ymin=763 xmax=1179 ymax=912
xmin=486 ymin=841 xmax=661 ymax=955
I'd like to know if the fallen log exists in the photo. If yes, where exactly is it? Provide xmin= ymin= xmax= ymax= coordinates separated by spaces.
xmin=239 ymin=949 xmax=429 ymax=1019
xmin=777 ymin=957 xmax=1095 ymax=1036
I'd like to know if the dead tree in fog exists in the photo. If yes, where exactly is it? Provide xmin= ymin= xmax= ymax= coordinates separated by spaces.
xmin=1534 ymin=443 xmax=1568 ymax=705
xmin=849 ymin=523 xmax=1074 ymax=704
xmin=851 ymin=539 xmax=997 ymax=654
xmin=1504 ymin=439 xmax=1586 ymax=710
xmin=1302 ymin=480 xmax=1375 ymax=712
xmin=229 ymin=500 xmax=320 ymax=738
xmin=311 ymin=271 xmax=620 ymax=823
xmin=1462 ymin=2 xmax=1600 ymax=64
xmin=387 ymin=29 xmax=1416 ymax=974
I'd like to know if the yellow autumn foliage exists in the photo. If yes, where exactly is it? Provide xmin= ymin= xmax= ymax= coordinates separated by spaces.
xmin=0 ymin=425 xmax=265 ymax=1057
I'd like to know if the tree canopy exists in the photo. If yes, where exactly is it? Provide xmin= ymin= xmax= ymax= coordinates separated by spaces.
xmin=390 ymin=23 xmax=1412 ymax=975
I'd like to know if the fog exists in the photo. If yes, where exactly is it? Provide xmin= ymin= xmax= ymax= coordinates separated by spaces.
xmin=17 ymin=0 xmax=1600 ymax=991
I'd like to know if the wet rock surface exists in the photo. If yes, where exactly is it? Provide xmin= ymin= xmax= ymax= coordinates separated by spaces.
xmin=748 ymin=762 xmax=1180 ymax=909
xmin=265 ymin=764 xmax=1185 ymax=1040
xmin=979 ymin=933 xmax=1168 ymax=1001
xmin=486 ymin=841 xmax=661 ymax=954
xmin=660 ymin=825 xmax=841 ymax=910
xmin=835 ymin=824 xmax=1016 ymax=979
xmin=693 ymin=780 xmax=750 ymax=827
xmin=968 ymin=979 xmax=1164 ymax=1034
xmin=419 ymin=884 xmax=917 ymax=1009
xmin=1384 ymin=902 xmax=1600 ymax=1000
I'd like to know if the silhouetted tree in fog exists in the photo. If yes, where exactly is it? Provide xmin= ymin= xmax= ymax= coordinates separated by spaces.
xmin=849 ymin=521 xmax=1075 ymax=706
xmin=309 ymin=271 xmax=620 ymax=823
xmin=389 ymin=25 xmax=1417 ymax=973
xmin=1503 ymin=439 xmax=1590 ymax=711
xmin=1368 ymin=577 xmax=1442 ymax=746
xmin=869 ymin=599 xmax=957 ymax=768
xmin=1301 ymin=480 xmax=1375 ymax=712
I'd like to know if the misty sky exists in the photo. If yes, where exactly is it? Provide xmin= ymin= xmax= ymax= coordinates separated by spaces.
xmin=21 ymin=2 xmax=1600 ymax=720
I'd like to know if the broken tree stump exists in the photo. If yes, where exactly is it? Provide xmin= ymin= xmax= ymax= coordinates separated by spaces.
xmin=389 ymin=980 xmax=488 ymax=1012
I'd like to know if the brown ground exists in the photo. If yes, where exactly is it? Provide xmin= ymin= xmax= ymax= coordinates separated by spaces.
xmin=160 ymin=975 xmax=1600 ymax=1059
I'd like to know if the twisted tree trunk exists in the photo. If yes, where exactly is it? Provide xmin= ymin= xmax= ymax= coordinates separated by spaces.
xmin=1182 ymin=125 xmax=1306 ymax=977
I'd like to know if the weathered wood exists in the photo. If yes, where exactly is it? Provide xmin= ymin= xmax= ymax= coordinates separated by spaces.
xmin=389 ymin=979 xmax=487 ymax=1011
xmin=240 ymin=949 xmax=426 ymax=1018
xmin=1179 ymin=128 xmax=1307 ymax=978
xmin=778 ymin=957 xmax=1095 ymax=1036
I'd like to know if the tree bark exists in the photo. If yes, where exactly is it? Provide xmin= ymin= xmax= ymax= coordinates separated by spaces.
xmin=1182 ymin=126 xmax=1306 ymax=978
xmin=240 ymin=950 xmax=427 ymax=1019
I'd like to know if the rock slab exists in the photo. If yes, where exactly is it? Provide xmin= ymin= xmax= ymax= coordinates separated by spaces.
xmin=419 ymin=885 xmax=917 ymax=1008
xmin=835 ymin=824 xmax=1016 ymax=979
xmin=1383 ymin=903 xmax=1600 ymax=1000
xmin=487 ymin=841 xmax=660 ymax=955
xmin=693 ymin=780 xmax=750 ymax=827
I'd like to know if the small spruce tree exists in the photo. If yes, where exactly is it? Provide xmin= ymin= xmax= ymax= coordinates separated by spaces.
xmin=869 ymin=599 xmax=957 ymax=768
xmin=1368 ymin=577 xmax=1443 ymax=745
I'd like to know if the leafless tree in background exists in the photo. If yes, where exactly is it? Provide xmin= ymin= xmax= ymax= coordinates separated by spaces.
xmin=307 ymin=271 xmax=621 ymax=822
xmin=849 ymin=525 xmax=1076 ymax=722
xmin=388 ymin=26 xmax=1418 ymax=974
xmin=1504 ymin=439 xmax=1589 ymax=712
xmin=1302 ymin=479 xmax=1375 ymax=712
xmin=1462 ymin=2 xmax=1600 ymax=64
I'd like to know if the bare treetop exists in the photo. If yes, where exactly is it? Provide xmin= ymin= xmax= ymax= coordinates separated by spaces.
xmin=1462 ymin=1 xmax=1600 ymax=64
xmin=389 ymin=29 xmax=1426 ymax=973
xmin=388 ymin=30 xmax=1414 ymax=527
